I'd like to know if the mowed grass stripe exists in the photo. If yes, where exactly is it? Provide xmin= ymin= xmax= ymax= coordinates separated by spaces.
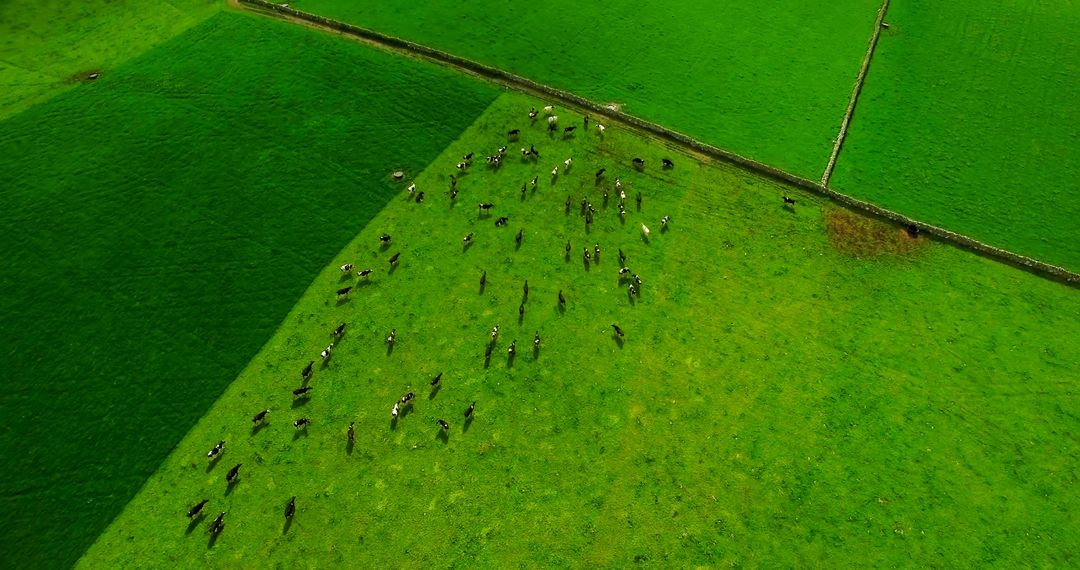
xmin=832 ymin=0 xmax=1080 ymax=270
xmin=82 ymin=91 xmax=1079 ymax=567
xmin=294 ymin=0 xmax=882 ymax=179
xmin=0 ymin=10 xmax=498 ymax=569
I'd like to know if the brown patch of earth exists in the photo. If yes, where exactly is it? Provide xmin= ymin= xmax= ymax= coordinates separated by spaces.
xmin=824 ymin=208 xmax=927 ymax=258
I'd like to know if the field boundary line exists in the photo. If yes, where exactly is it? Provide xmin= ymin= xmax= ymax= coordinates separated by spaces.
xmin=820 ymin=0 xmax=891 ymax=187
xmin=234 ymin=0 xmax=1078 ymax=287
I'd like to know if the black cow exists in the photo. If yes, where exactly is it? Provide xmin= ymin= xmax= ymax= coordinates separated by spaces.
xmin=358 ymin=269 xmax=373 ymax=278
xmin=558 ymin=290 xmax=566 ymax=305
xmin=437 ymin=419 xmax=450 ymax=431
xmin=480 ymin=271 xmax=487 ymax=287
xmin=379 ymin=234 xmax=392 ymax=244
xmin=252 ymin=409 xmax=270 ymax=425
xmin=208 ymin=512 xmax=226 ymax=535
xmin=564 ymin=126 xmax=577 ymax=135
xmin=301 ymin=361 xmax=314 ymax=381
xmin=336 ymin=286 xmax=352 ymax=298
xmin=632 ymin=158 xmax=645 ymax=169
xmin=348 ymin=422 xmax=355 ymax=443
xmin=332 ymin=323 xmax=346 ymax=338
xmin=293 ymin=418 xmax=310 ymax=429
xmin=495 ymin=216 xmax=509 ymax=226
xmin=187 ymin=499 xmax=209 ymax=519
xmin=515 ymin=229 xmax=523 ymax=246
xmin=465 ymin=402 xmax=476 ymax=418
xmin=508 ymin=128 xmax=520 ymax=139
xmin=388 ymin=252 xmax=401 ymax=266
xmin=285 ymin=497 xmax=296 ymax=519
xmin=430 ymin=372 xmax=443 ymax=386
xmin=783 ymin=196 xmax=796 ymax=205
xmin=226 ymin=463 xmax=242 ymax=484
xmin=595 ymin=168 xmax=606 ymax=179
xmin=662 ymin=158 xmax=674 ymax=169
xmin=611 ymin=323 xmax=625 ymax=337
xmin=293 ymin=386 xmax=312 ymax=398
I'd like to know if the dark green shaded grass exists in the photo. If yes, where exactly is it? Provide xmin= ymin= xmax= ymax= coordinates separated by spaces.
xmin=82 ymin=92 xmax=1080 ymax=568
xmin=0 ymin=11 xmax=498 ymax=568
xmin=295 ymin=0 xmax=881 ymax=179
xmin=0 ymin=0 xmax=221 ymax=121
xmin=832 ymin=0 xmax=1080 ymax=270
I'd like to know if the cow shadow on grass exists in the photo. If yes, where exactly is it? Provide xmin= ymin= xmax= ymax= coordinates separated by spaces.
xmin=186 ymin=513 xmax=206 ymax=535
xmin=292 ymin=397 xmax=309 ymax=409
xmin=292 ymin=428 xmax=310 ymax=441
xmin=251 ymin=422 xmax=269 ymax=437
xmin=225 ymin=479 xmax=238 ymax=497
xmin=436 ymin=429 xmax=449 ymax=444
xmin=463 ymin=415 xmax=474 ymax=434
xmin=205 ymin=456 xmax=222 ymax=474
xmin=207 ymin=529 xmax=221 ymax=549
xmin=346 ymin=438 xmax=354 ymax=456
xmin=282 ymin=517 xmax=293 ymax=535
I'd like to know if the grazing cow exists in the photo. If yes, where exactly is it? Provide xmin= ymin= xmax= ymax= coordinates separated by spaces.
xmin=529 ymin=107 xmax=538 ymax=119
xmin=551 ymin=165 xmax=558 ymax=177
xmin=498 ymin=146 xmax=508 ymax=155
xmin=603 ymin=189 xmax=609 ymax=203
xmin=480 ymin=271 xmax=487 ymax=287
xmin=336 ymin=286 xmax=352 ymax=298
xmin=521 ymin=147 xmax=530 ymax=157
xmin=594 ymin=243 xmax=601 ymax=257
xmin=584 ymin=115 xmax=590 ymax=128
xmin=558 ymin=290 xmax=566 ymax=305
xmin=661 ymin=215 xmax=671 ymax=227
xmin=597 ymin=123 xmax=606 ymax=134
xmin=465 ymin=402 xmax=476 ymax=418
xmin=531 ymin=175 xmax=539 ymax=188
xmin=565 ymin=240 xmax=572 ymax=253
xmin=583 ymin=247 xmax=591 ymax=262
xmin=564 ymin=195 xmax=572 ymax=212
xmin=491 ymin=324 xmax=500 ymax=340
xmin=358 ymin=269 xmax=373 ymax=278
xmin=907 ymin=224 xmax=920 ymax=238
xmin=880 ymin=21 xmax=890 ymax=29
xmin=208 ymin=512 xmax=226 ymax=535
xmin=293 ymin=386 xmax=312 ymax=398
xmin=389 ymin=252 xmax=401 ymax=266
xmin=478 ymin=202 xmax=494 ymax=212
xmin=294 ymin=418 xmax=310 ymax=429
xmin=484 ymin=343 xmax=494 ymax=360
xmin=615 ymin=177 xmax=622 ymax=190
xmin=618 ymin=249 xmax=627 ymax=264
xmin=633 ymin=274 xmax=642 ymax=286
xmin=386 ymin=329 xmax=396 ymax=346
xmin=611 ymin=323 xmax=625 ymax=337
xmin=456 ymin=161 xmax=470 ymax=171
xmin=415 ymin=191 xmax=425 ymax=203
xmin=187 ymin=499 xmax=209 ymax=519
xmin=564 ymin=126 xmax=576 ymax=135
xmin=619 ymin=267 xmax=631 ymax=277
xmin=431 ymin=372 xmax=443 ymax=386
xmin=534 ymin=331 xmax=541 ymax=348
xmin=632 ymin=158 xmax=645 ymax=169
xmin=400 ymin=392 xmax=415 ymax=404
xmin=543 ymin=105 xmax=555 ymax=114
xmin=438 ymin=419 xmax=450 ymax=431
xmin=392 ymin=402 xmax=400 ymax=418
xmin=407 ymin=183 xmax=416 ymax=195
xmin=585 ymin=210 xmax=594 ymax=225
xmin=641 ymin=223 xmax=651 ymax=238
xmin=252 ymin=409 xmax=270 ymax=426
xmin=564 ymin=157 xmax=573 ymax=171
xmin=508 ymin=129 xmax=520 ymax=139
xmin=486 ymin=155 xmax=500 ymax=165
xmin=301 ymin=361 xmax=314 ymax=381
xmin=285 ymin=497 xmax=296 ymax=520
xmin=226 ymin=463 xmax=242 ymax=484
xmin=333 ymin=323 xmax=347 ymax=338
xmin=618 ymin=203 xmax=626 ymax=217
xmin=380 ymin=234 xmax=392 ymax=244
xmin=783 ymin=196 xmax=796 ymax=205
xmin=519 ymin=303 xmax=525 ymax=317
xmin=523 ymin=280 xmax=529 ymax=298
xmin=620 ymin=189 xmax=626 ymax=202
xmin=348 ymin=422 xmax=355 ymax=443
xmin=450 ymin=174 xmax=457 ymax=188
xmin=207 ymin=441 xmax=224 ymax=460
xmin=662 ymin=158 xmax=674 ymax=169
xmin=596 ymin=168 xmax=606 ymax=180
xmin=530 ymin=145 xmax=540 ymax=158
xmin=636 ymin=192 xmax=642 ymax=208
xmin=450 ymin=189 xmax=458 ymax=200
xmin=340 ymin=263 xmax=354 ymax=272
xmin=463 ymin=152 xmax=475 ymax=161
xmin=463 ymin=232 xmax=475 ymax=244
xmin=520 ymin=183 xmax=527 ymax=198
xmin=508 ymin=340 xmax=517 ymax=355
xmin=547 ymin=116 xmax=558 ymax=131
xmin=320 ymin=343 xmax=333 ymax=361
xmin=515 ymin=229 xmax=523 ymax=246
xmin=495 ymin=216 xmax=509 ymax=227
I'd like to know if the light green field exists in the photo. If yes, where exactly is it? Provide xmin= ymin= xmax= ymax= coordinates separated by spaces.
xmin=832 ymin=0 xmax=1080 ymax=270
xmin=0 ymin=0 xmax=221 ymax=121
xmin=81 ymin=92 xmax=1080 ymax=568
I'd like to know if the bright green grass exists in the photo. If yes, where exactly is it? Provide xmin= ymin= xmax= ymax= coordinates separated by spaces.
xmin=295 ymin=0 xmax=881 ymax=179
xmin=832 ymin=0 xmax=1080 ymax=271
xmin=81 ymin=91 xmax=1080 ymax=568
xmin=0 ymin=11 xmax=498 ymax=568
xmin=0 ymin=0 xmax=222 ymax=122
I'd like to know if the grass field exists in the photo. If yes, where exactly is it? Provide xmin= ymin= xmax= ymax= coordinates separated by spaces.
xmin=832 ymin=0 xmax=1080 ymax=270
xmin=80 ymin=92 xmax=1080 ymax=568
xmin=0 ymin=0 xmax=221 ymax=122
xmin=295 ymin=0 xmax=881 ymax=180
xmin=0 ymin=10 xmax=498 ymax=568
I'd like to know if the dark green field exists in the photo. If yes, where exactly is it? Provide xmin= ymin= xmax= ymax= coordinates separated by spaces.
xmin=0 ymin=10 xmax=498 ymax=568
xmin=81 ymin=92 xmax=1080 ymax=568
xmin=297 ymin=0 xmax=881 ymax=179
xmin=832 ymin=0 xmax=1080 ymax=271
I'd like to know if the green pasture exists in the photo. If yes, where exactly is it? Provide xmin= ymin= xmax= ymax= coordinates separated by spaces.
xmin=832 ymin=0 xmax=1080 ymax=270
xmin=295 ymin=0 xmax=881 ymax=179
xmin=81 ymin=92 xmax=1080 ymax=568
xmin=0 ymin=0 xmax=221 ymax=122
xmin=0 ymin=10 xmax=498 ymax=568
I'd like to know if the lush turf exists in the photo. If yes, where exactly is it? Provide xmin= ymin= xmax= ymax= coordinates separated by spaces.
xmin=294 ymin=0 xmax=881 ymax=179
xmin=832 ymin=0 xmax=1080 ymax=270
xmin=0 ymin=0 xmax=221 ymax=122
xmin=80 ymin=92 xmax=1080 ymax=568
xmin=0 ymin=10 xmax=499 ymax=568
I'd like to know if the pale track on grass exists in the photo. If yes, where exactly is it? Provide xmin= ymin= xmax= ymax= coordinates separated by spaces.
xmin=229 ymin=0 xmax=1079 ymax=287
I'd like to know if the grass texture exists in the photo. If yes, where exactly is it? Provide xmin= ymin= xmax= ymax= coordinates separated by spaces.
xmin=294 ymin=0 xmax=882 ymax=179
xmin=0 ymin=0 xmax=221 ymax=122
xmin=832 ymin=0 xmax=1080 ymax=270
xmin=0 ymin=11 xmax=498 ymax=568
xmin=81 ymin=92 xmax=1080 ymax=568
